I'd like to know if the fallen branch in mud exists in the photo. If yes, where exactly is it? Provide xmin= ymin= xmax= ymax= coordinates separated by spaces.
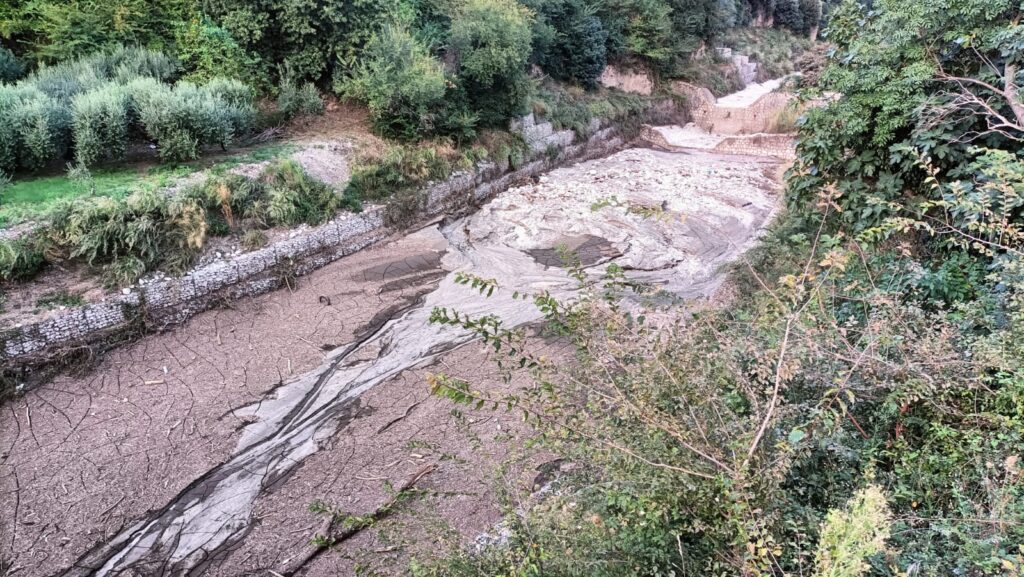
xmin=276 ymin=463 xmax=438 ymax=576
xmin=375 ymin=397 xmax=426 ymax=434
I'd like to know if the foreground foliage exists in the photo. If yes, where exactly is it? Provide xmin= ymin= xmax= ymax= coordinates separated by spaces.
xmin=414 ymin=1 xmax=1024 ymax=575
xmin=418 ymin=182 xmax=1024 ymax=576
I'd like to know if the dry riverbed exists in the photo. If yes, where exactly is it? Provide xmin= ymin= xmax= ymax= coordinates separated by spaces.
xmin=1 ymin=145 xmax=783 ymax=576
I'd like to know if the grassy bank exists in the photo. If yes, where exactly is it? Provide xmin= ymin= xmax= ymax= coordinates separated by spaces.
xmin=0 ymin=143 xmax=295 ymax=227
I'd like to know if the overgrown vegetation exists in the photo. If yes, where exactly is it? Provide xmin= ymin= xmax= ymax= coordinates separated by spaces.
xmin=1 ymin=0 xmax=818 ymax=153
xmin=343 ymin=84 xmax=650 ymax=204
xmin=0 ymin=47 xmax=258 ymax=172
xmin=0 ymin=158 xmax=358 ymax=286
xmin=413 ymin=1 xmax=1024 ymax=576
xmin=722 ymin=27 xmax=815 ymax=80
xmin=0 ymin=142 xmax=296 ymax=228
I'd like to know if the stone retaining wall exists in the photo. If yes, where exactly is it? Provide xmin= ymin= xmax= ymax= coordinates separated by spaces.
xmin=1 ymin=112 xmax=648 ymax=373
xmin=698 ymin=91 xmax=794 ymax=135
xmin=713 ymin=134 xmax=797 ymax=160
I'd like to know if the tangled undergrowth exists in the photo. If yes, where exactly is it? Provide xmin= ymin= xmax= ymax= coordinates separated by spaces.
xmin=414 ymin=2 xmax=1024 ymax=574
xmin=416 ymin=187 xmax=1024 ymax=577
xmin=0 ymin=158 xmax=359 ymax=287
xmin=345 ymin=84 xmax=656 ymax=206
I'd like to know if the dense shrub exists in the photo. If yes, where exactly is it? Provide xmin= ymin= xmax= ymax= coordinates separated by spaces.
xmin=261 ymin=158 xmax=360 ymax=223
xmin=799 ymin=0 xmax=822 ymax=35
xmin=720 ymin=27 xmax=814 ymax=80
xmin=123 ymin=77 xmax=257 ymax=163
xmin=601 ymin=0 xmax=675 ymax=64
xmin=663 ymin=0 xmax=731 ymax=58
xmin=45 ymin=190 xmax=208 ymax=285
xmin=786 ymin=0 xmax=1013 ymax=232
xmin=174 ymin=17 xmax=263 ymax=85
xmin=773 ymin=0 xmax=805 ymax=33
xmin=533 ymin=84 xmax=647 ymax=136
xmin=0 ymin=47 xmax=25 ymax=83
xmin=450 ymin=0 xmax=533 ymax=88
xmin=0 ymin=47 xmax=258 ymax=171
xmin=72 ymin=85 xmax=131 ymax=166
xmin=0 ymin=234 xmax=48 ymax=282
xmin=16 ymin=95 xmax=71 ymax=170
xmin=450 ymin=0 xmax=534 ymax=124
xmin=525 ymin=0 xmax=608 ymax=88
xmin=206 ymin=0 xmax=392 ymax=83
xmin=278 ymin=78 xmax=325 ymax=118
xmin=203 ymin=77 xmax=259 ymax=135
xmin=338 ymin=24 xmax=452 ymax=140
xmin=0 ymin=85 xmax=71 ymax=173
xmin=344 ymin=143 xmax=480 ymax=202
xmin=7 ymin=0 xmax=190 ymax=63
xmin=29 ymin=47 xmax=177 ymax=103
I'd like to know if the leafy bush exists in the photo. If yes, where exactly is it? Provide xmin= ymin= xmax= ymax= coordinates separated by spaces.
xmin=0 ymin=85 xmax=71 ymax=172
xmin=260 ymin=158 xmax=360 ymax=223
xmin=450 ymin=0 xmax=534 ymax=125
xmin=450 ymin=0 xmax=533 ymax=88
xmin=207 ymin=0 xmax=390 ymax=83
xmin=0 ymin=47 xmax=25 ymax=83
xmin=9 ymin=0 xmax=189 ymax=63
xmin=202 ymin=77 xmax=258 ymax=135
xmin=0 ymin=235 xmax=47 ymax=281
xmin=600 ymin=0 xmax=674 ymax=65
xmin=72 ymin=85 xmax=131 ymax=166
xmin=773 ymin=0 xmax=805 ymax=33
xmin=345 ymin=143 xmax=476 ymax=201
xmin=661 ymin=0 xmax=732 ymax=59
xmin=720 ymin=27 xmax=814 ymax=81
xmin=786 ymin=0 xmax=1015 ymax=231
xmin=128 ymin=77 xmax=256 ymax=162
xmin=174 ymin=17 xmax=262 ymax=85
xmin=526 ymin=0 xmax=608 ymax=88
xmin=278 ymin=78 xmax=325 ymax=118
xmin=15 ymin=95 xmax=70 ymax=170
xmin=800 ymin=0 xmax=823 ymax=35
xmin=814 ymin=486 xmax=891 ymax=577
xmin=0 ymin=47 xmax=255 ymax=171
xmin=338 ymin=24 xmax=452 ymax=140
xmin=477 ymin=130 xmax=530 ymax=169
xmin=44 ymin=190 xmax=205 ymax=285
xmin=29 ymin=46 xmax=177 ymax=103
xmin=534 ymin=84 xmax=647 ymax=137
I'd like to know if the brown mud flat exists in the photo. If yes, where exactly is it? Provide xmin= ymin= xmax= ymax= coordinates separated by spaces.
xmin=2 ymin=145 xmax=784 ymax=577
xmin=0 ymin=225 xmax=566 ymax=577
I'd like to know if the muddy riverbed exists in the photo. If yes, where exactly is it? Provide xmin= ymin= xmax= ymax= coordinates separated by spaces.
xmin=1 ymin=146 xmax=782 ymax=577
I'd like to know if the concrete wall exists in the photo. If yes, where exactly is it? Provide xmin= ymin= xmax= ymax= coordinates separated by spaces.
xmin=1 ymin=112 xmax=648 ymax=372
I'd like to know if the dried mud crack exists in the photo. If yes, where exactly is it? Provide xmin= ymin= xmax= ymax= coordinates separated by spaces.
xmin=2 ymin=145 xmax=784 ymax=577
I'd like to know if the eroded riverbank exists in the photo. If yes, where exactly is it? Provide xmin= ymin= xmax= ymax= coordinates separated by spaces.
xmin=1 ymin=146 xmax=783 ymax=576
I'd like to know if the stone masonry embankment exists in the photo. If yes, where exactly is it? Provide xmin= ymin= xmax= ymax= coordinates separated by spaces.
xmin=0 ymin=106 xmax=682 ymax=374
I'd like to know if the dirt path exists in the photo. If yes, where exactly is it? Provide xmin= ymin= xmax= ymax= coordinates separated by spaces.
xmin=1 ymin=146 xmax=783 ymax=577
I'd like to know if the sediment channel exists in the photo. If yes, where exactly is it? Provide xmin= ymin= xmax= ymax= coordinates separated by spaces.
xmin=1 ymin=144 xmax=784 ymax=576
